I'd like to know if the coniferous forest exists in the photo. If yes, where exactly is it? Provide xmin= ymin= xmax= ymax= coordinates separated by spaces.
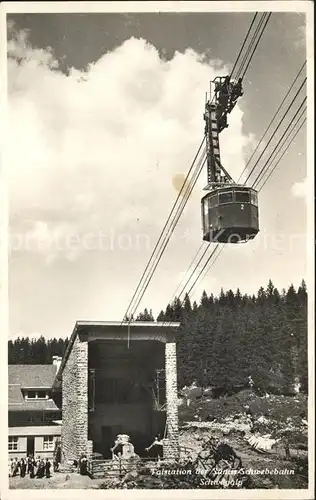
xmin=8 ymin=279 xmax=307 ymax=395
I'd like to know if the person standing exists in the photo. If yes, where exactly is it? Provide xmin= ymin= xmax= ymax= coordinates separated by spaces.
xmin=29 ymin=456 xmax=36 ymax=478
xmin=145 ymin=434 xmax=164 ymax=461
xmin=8 ymin=458 xmax=13 ymax=477
xmin=53 ymin=439 xmax=61 ymax=472
xmin=12 ymin=458 xmax=19 ymax=477
xmin=111 ymin=436 xmax=124 ymax=459
xmin=20 ymin=458 xmax=27 ymax=478
xmin=26 ymin=455 xmax=32 ymax=475
xmin=36 ymin=457 xmax=45 ymax=478
xmin=79 ymin=454 xmax=88 ymax=475
xmin=45 ymin=458 xmax=51 ymax=478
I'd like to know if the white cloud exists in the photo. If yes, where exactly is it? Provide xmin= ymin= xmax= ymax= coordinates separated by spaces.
xmin=294 ymin=23 xmax=306 ymax=49
xmin=292 ymin=177 xmax=307 ymax=198
xmin=7 ymin=31 xmax=253 ymax=264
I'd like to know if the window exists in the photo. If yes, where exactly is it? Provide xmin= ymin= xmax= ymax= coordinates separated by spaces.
xmin=203 ymin=199 xmax=208 ymax=215
xmin=43 ymin=436 xmax=54 ymax=450
xmin=209 ymin=193 xmax=218 ymax=207
xmin=250 ymin=190 xmax=258 ymax=206
xmin=218 ymin=191 xmax=233 ymax=204
xmin=37 ymin=390 xmax=48 ymax=399
xmin=8 ymin=437 xmax=18 ymax=451
xmin=201 ymin=199 xmax=209 ymax=233
xmin=25 ymin=390 xmax=49 ymax=400
xmin=235 ymin=191 xmax=250 ymax=203
xmin=26 ymin=391 xmax=36 ymax=399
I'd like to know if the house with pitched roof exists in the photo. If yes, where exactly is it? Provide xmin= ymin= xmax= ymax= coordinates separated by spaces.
xmin=8 ymin=356 xmax=62 ymax=459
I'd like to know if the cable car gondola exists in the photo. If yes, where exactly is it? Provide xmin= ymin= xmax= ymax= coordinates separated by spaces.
xmin=202 ymin=76 xmax=259 ymax=244
xmin=201 ymin=185 xmax=259 ymax=243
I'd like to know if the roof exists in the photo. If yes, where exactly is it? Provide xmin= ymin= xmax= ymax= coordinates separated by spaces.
xmin=9 ymin=426 xmax=61 ymax=436
xmin=9 ymin=364 xmax=60 ymax=412
xmin=76 ymin=321 xmax=181 ymax=328
xmin=9 ymin=399 xmax=60 ymax=412
xmin=9 ymin=365 xmax=57 ymax=388
xmin=9 ymin=385 xmax=24 ymax=405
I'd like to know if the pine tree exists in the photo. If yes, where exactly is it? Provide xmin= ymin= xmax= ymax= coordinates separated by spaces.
xmin=218 ymin=288 xmax=226 ymax=305
xmin=272 ymin=287 xmax=281 ymax=305
xmin=136 ymin=308 xmax=154 ymax=321
xmin=183 ymin=294 xmax=192 ymax=315
xmin=235 ymin=288 xmax=242 ymax=305
xmin=172 ymin=298 xmax=183 ymax=322
xmin=266 ymin=279 xmax=275 ymax=298
xmin=296 ymin=279 xmax=308 ymax=391
xmin=201 ymin=290 xmax=209 ymax=308
xmin=225 ymin=289 xmax=236 ymax=308
xmin=156 ymin=310 xmax=165 ymax=322
xmin=164 ymin=304 xmax=174 ymax=322
xmin=257 ymin=286 xmax=266 ymax=305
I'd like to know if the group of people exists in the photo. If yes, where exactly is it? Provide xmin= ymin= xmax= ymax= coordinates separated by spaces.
xmin=110 ymin=433 xmax=164 ymax=461
xmin=9 ymin=435 xmax=165 ymax=479
xmin=8 ymin=455 xmax=52 ymax=479
xmin=73 ymin=454 xmax=89 ymax=475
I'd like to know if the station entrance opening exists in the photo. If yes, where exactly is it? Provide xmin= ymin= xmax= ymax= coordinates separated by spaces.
xmin=87 ymin=339 xmax=166 ymax=458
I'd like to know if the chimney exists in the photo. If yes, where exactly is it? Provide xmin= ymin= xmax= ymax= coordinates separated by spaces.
xmin=52 ymin=355 xmax=62 ymax=373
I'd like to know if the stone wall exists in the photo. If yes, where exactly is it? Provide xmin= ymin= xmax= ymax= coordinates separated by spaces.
xmin=164 ymin=341 xmax=179 ymax=461
xmin=61 ymin=335 xmax=89 ymax=463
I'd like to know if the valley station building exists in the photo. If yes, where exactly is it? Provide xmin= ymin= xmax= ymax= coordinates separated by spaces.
xmin=10 ymin=321 xmax=180 ymax=464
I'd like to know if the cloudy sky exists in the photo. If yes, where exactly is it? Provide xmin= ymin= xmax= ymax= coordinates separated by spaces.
xmin=6 ymin=9 xmax=308 ymax=340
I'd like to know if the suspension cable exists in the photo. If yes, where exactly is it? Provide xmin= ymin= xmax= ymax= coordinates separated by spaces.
xmin=175 ymin=244 xmax=210 ymax=301
xmin=121 ymin=136 xmax=206 ymax=322
xmin=239 ymin=13 xmax=271 ymax=80
xmin=243 ymin=77 xmax=306 ymax=185
xmin=169 ymin=242 xmax=207 ymax=301
xmin=235 ymin=13 xmax=268 ymax=81
xmin=253 ymin=103 xmax=306 ymax=189
xmin=237 ymin=61 xmax=306 ymax=184
xmin=256 ymin=105 xmax=306 ymax=187
xmin=252 ymin=97 xmax=306 ymax=188
xmin=181 ymin=244 xmax=221 ymax=300
xmin=128 ymin=154 xmax=207 ymax=320
xmin=258 ymin=117 xmax=306 ymax=191
xmin=230 ymin=13 xmax=258 ymax=78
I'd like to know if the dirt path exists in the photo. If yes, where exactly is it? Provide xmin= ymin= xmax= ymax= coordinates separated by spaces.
xmin=9 ymin=472 xmax=105 ymax=489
